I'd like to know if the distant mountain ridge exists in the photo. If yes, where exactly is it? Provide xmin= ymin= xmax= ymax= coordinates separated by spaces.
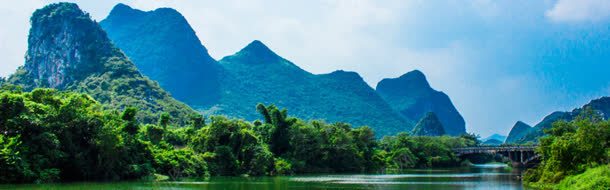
xmin=507 ymin=97 xmax=610 ymax=143
xmin=482 ymin=134 xmax=507 ymax=143
xmin=7 ymin=3 xmax=196 ymax=124
xmin=376 ymin=70 xmax=466 ymax=135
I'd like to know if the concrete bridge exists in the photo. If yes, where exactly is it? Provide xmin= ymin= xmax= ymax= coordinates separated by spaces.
xmin=453 ymin=145 xmax=540 ymax=167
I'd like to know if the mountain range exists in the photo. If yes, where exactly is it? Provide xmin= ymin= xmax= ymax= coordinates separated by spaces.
xmin=5 ymin=3 xmax=466 ymax=137
xmin=96 ymin=4 xmax=466 ymax=136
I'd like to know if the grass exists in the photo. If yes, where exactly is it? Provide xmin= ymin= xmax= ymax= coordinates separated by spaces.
xmin=555 ymin=165 xmax=610 ymax=190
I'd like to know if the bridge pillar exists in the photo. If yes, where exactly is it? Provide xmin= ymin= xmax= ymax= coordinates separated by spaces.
xmin=520 ymin=151 xmax=524 ymax=163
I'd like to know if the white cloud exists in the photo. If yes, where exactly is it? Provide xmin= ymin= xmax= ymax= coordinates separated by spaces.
xmin=546 ymin=0 xmax=610 ymax=22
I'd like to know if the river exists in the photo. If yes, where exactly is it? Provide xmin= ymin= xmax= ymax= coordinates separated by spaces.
xmin=0 ymin=164 xmax=529 ymax=190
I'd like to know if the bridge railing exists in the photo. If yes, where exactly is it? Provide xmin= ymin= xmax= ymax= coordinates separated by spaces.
xmin=452 ymin=145 xmax=538 ymax=152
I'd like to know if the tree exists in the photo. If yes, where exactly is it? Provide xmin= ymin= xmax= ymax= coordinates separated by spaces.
xmin=121 ymin=107 xmax=139 ymax=135
xmin=256 ymin=104 xmax=295 ymax=156
xmin=158 ymin=112 xmax=171 ymax=129
xmin=190 ymin=114 xmax=205 ymax=129
xmin=525 ymin=109 xmax=610 ymax=186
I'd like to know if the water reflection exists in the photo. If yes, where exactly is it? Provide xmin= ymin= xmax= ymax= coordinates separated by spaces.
xmin=0 ymin=164 xmax=528 ymax=190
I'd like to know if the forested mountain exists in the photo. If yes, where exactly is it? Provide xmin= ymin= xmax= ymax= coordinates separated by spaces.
xmin=376 ymin=70 xmax=466 ymax=135
xmin=7 ymin=3 xmax=196 ymax=124
xmin=100 ymin=4 xmax=220 ymax=106
xmin=411 ymin=112 xmax=446 ymax=136
xmin=99 ymin=4 xmax=472 ymax=136
xmin=214 ymin=40 xmax=411 ymax=136
xmin=504 ymin=121 xmax=531 ymax=143
xmin=508 ymin=97 xmax=610 ymax=143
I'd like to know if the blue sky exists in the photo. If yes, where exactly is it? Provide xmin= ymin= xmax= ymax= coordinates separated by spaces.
xmin=1 ymin=0 xmax=610 ymax=137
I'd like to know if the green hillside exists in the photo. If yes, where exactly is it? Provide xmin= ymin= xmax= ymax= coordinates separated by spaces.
xmin=100 ymin=4 xmax=221 ymax=107
xmin=214 ymin=41 xmax=411 ymax=136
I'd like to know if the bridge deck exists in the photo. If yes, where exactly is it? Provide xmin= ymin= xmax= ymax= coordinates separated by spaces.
xmin=453 ymin=145 xmax=540 ymax=167
xmin=453 ymin=146 xmax=537 ymax=153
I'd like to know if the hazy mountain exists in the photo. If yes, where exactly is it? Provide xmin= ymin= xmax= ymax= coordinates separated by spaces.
xmin=511 ymin=97 xmax=610 ymax=143
xmin=100 ymin=3 xmax=220 ymax=107
xmin=482 ymin=133 xmax=507 ymax=143
xmin=376 ymin=70 xmax=466 ymax=135
xmin=411 ymin=112 xmax=446 ymax=136
xmin=7 ymin=3 xmax=196 ymax=124
xmin=504 ymin=121 xmax=532 ymax=143
xmin=482 ymin=139 xmax=503 ymax=145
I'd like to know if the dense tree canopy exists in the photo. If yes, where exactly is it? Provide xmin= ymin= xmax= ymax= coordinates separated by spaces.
xmin=523 ymin=108 xmax=610 ymax=189
xmin=0 ymin=88 xmax=478 ymax=183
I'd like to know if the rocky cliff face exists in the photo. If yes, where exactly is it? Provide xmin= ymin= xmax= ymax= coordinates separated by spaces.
xmin=8 ymin=3 xmax=196 ymax=124
xmin=19 ymin=3 xmax=112 ymax=89
xmin=376 ymin=70 xmax=466 ymax=136
xmin=411 ymin=112 xmax=446 ymax=136
xmin=100 ymin=4 xmax=221 ymax=106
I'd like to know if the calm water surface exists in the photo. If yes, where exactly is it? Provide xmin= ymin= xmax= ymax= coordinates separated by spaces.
xmin=0 ymin=164 xmax=529 ymax=190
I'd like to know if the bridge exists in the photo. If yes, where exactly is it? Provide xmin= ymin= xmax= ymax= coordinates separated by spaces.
xmin=453 ymin=145 xmax=540 ymax=167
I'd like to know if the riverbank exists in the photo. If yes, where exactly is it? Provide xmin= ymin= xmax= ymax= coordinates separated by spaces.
xmin=521 ymin=111 xmax=610 ymax=190
xmin=526 ymin=165 xmax=610 ymax=190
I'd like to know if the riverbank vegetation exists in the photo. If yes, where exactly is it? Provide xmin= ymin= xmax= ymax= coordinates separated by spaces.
xmin=523 ymin=108 xmax=610 ymax=189
xmin=0 ymin=87 xmax=478 ymax=183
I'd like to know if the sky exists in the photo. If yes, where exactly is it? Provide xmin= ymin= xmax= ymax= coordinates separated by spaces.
xmin=2 ymin=0 xmax=610 ymax=137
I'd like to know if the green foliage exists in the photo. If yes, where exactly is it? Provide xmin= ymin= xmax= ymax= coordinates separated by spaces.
xmin=151 ymin=146 xmax=208 ymax=180
xmin=524 ymin=109 xmax=610 ymax=188
xmin=273 ymin=158 xmax=293 ymax=175
xmin=556 ymin=165 xmax=610 ymax=190
xmin=0 ymin=88 xmax=152 ymax=182
xmin=0 ymin=88 xmax=211 ymax=183
xmin=189 ymin=116 xmax=272 ymax=176
xmin=0 ymin=90 xmax=476 ymax=183
xmin=379 ymin=133 xmax=474 ymax=169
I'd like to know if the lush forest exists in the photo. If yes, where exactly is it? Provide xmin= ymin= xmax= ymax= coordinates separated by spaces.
xmin=523 ymin=108 xmax=610 ymax=189
xmin=0 ymin=87 xmax=477 ymax=183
